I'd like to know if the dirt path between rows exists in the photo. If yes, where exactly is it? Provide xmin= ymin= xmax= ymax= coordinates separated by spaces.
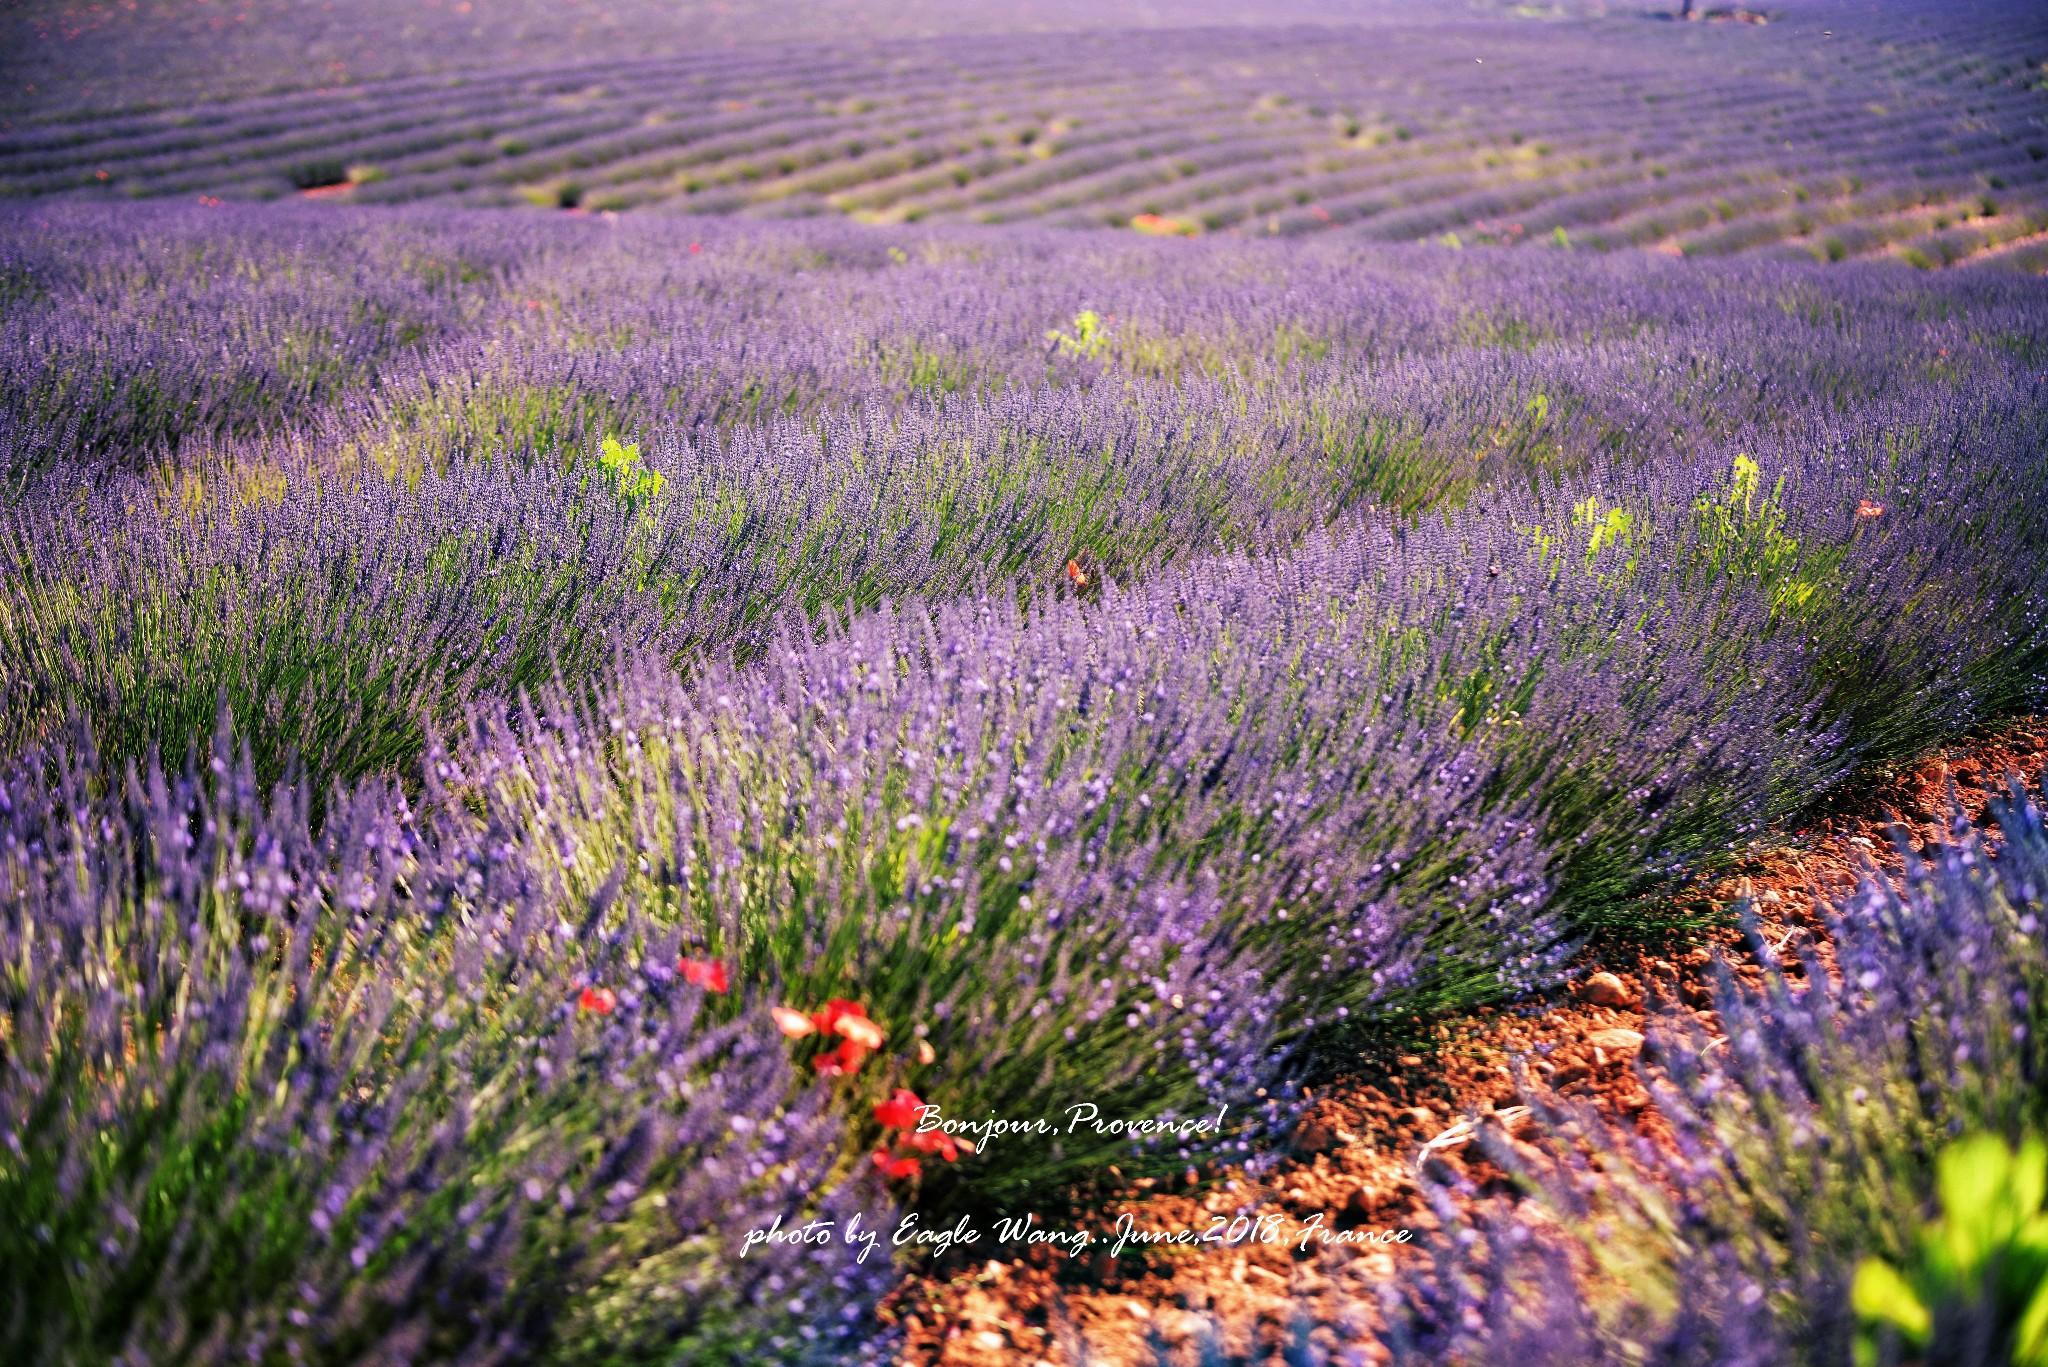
xmin=883 ymin=719 xmax=2048 ymax=1366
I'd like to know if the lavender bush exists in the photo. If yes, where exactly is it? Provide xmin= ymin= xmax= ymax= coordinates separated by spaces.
xmin=0 ymin=726 xmax=895 ymax=1364
xmin=1371 ymin=775 xmax=2048 ymax=1366
xmin=6 ymin=203 xmax=2047 ymax=476
xmin=0 ymin=459 xmax=686 ymax=798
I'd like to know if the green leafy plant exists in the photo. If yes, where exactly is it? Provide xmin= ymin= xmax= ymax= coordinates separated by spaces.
xmin=1045 ymin=309 xmax=1110 ymax=359
xmin=1562 ymin=493 xmax=1643 ymax=575
xmin=592 ymin=434 xmax=665 ymax=504
xmin=1854 ymin=1134 xmax=2048 ymax=1367
xmin=1689 ymin=452 xmax=1848 ymax=617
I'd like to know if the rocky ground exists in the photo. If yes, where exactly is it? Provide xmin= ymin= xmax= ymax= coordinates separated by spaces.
xmin=883 ymin=719 xmax=2048 ymax=1366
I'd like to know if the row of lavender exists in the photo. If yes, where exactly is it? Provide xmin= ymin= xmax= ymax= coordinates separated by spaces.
xmin=0 ymin=0 xmax=1386 ymax=113
xmin=6 ymin=3 xmax=2045 ymax=267
xmin=5 ymin=396 xmax=2046 ymax=1358
xmin=6 ymin=201 xmax=2044 ymax=469
xmin=1158 ymin=777 xmax=2048 ymax=1366
xmin=7 ymin=209 xmax=2048 ymax=796
xmin=0 ymin=729 xmax=901 ymax=1366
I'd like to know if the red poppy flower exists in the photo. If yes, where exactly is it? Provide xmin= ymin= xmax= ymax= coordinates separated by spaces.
xmin=872 ymin=1149 xmax=921 ymax=1181
xmin=771 ymin=1006 xmax=817 ymax=1037
xmin=810 ymin=999 xmax=862 ymax=1033
xmin=811 ymin=1037 xmax=870 ymax=1077
xmin=813 ymin=999 xmax=884 ymax=1049
xmin=678 ymin=957 xmax=729 ymax=993
xmin=1857 ymin=500 xmax=1885 ymax=519
xmin=838 ymin=1014 xmax=885 ymax=1050
xmin=874 ymin=1088 xmax=925 ymax=1130
xmin=1066 ymin=559 xmax=1088 ymax=588
xmin=578 ymin=986 xmax=617 ymax=1015
xmin=906 ymin=1128 xmax=973 ymax=1161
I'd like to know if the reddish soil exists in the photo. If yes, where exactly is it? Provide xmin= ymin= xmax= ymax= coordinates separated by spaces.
xmin=885 ymin=719 xmax=2048 ymax=1366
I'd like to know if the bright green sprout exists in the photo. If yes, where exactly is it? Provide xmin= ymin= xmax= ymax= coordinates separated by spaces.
xmin=1573 ymin=494 xmax=1641 ymax=572
xmin=594 ymin=435 xmax=664 ymax=503
xmin=1045 ymin=309 xmax=1109 ymax=359
xmin=1853 ymin=1133 xmax=2048 ymax=1367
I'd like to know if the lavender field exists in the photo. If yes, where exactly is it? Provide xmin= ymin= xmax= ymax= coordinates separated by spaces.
xmin=7 ymin=1 xmax=2048 ymax=268
xmin=3 ymin=1 xmax=2048 ymax=1364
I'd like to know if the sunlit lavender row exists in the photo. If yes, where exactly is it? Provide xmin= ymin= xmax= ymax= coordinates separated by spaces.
xmin=7 ymin=200 xmax=2047 ymax=470
xmin=6 ymin=205 xmax=2046 ymax=789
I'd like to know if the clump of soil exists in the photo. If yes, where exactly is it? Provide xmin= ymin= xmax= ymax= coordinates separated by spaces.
xmin=886 ymin=719 xmax=2048 ymax=1365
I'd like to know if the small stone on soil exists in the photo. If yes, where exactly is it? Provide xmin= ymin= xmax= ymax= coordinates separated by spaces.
xmin=1587 ymin=1027 xmax=1645 ymax=1057
xmin=1579 ymin=971 xmax=1633 ymax=1007
xmin=1293 ymin=1120 xmax=1341 ymax=1154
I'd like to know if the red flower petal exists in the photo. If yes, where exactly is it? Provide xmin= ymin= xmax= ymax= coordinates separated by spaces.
xmin=811 ymin=998 xmax=870 ymax=1036
xmin=874 ymin=1088 xmax=924 ymax=1130
xmin=771 ymin=1006 xmax=817 ymax=1038
xmin=835 ymin=1013 xmax=885 ymax=1050
xmin=811 ymin=1038 xmax=870 ymax=1076
xmin=679 ymin=957 xmax=729 ymax=993
xmin=906 ymin=1128 xmax=960 ymax=1161
xmin=872 ymin=1150 xmax=922 ymax=1181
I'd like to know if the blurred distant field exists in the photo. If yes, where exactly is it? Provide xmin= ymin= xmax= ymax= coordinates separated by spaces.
xmin=5 ymin=0 xmax=2048 ymax=267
